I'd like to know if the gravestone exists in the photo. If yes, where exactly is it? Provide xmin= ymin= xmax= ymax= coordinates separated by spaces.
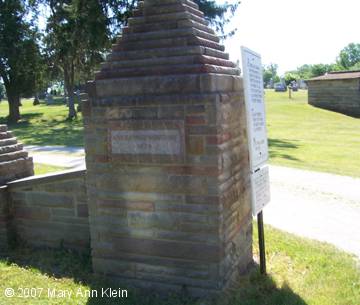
xmin=0 ymin=124 xmax=34 ymax=185
xmin=84 ymin=0 xmax=252 ymax=296
xmin=45 ymin=93 xmax=54 ymax=105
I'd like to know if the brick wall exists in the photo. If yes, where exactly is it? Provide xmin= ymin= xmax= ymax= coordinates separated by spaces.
xmin=7 ymin=169 xmax=90 ymax=252
xmin=307 ymin=78 xmax=360 ymax=117
xmin=0 ymin=186 xmax=9 ymax=252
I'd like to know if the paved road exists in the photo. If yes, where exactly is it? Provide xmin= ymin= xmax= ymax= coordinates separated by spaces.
xmin=26 ymin=146 xmax=360 ymax=258
xmin=265 ymin=165 xmax=360 ymax=259
xmin=25 ymin=145 xmax=85 ymax=169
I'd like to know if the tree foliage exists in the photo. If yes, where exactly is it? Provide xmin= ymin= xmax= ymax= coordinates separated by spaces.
xmin=195 ymin=0 xmax=240 ymax=38
xmin=0 ymin=82 xmax=5 ymax=101
xmin=284 ymin=72 xmax=298 ymax=85
xmin=263 ymin=63 xmax=280 ymax=88
xmin=284 ymin=42 xmax=360 ymax=81
xmin=0 ymin=0 xmax=44 ymax=122
xmin=286 ymin=63 xmax=343 ymax=81
xmin=98 ymin=0 xmax=240 ymax=39
xmin=45 ymin=0 xmax=109 ymax=119
xmin=2 ymin=0 xmax=240 ymax=121
xmin=338 ymin=43 xmax=360 ymax=69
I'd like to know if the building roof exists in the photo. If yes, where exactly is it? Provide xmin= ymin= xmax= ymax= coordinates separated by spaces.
xmin=307 ymin=70 xmax=360 ymax=81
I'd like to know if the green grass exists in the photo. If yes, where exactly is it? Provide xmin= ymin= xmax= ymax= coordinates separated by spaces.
xmin=0 ymin=225 xmax=359 ymax=305
xmin=0 ymin=98 xmax=84 ymax=147
xmin=1 ymin=92 xmax=360 ymax=176
xmin=265 ymin=89 xmax=360 ymax=177
xmin=34 ymin=163 xmax=67 ymax=176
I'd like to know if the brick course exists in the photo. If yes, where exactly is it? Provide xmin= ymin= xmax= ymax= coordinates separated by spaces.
xmin=84 ymin=0 xmax=252 ymax=296
xmin=7 ymin=170 xmax=89 ymax=252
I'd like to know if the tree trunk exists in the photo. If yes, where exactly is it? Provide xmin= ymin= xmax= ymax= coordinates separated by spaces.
xmin=64 ymin=65 xmax=77 ymax=120
xmin=7 ymin=94 xmax=21 ymax=123
xmin=33 ymin=94 xmax=40 ymax=105
xmin=67 ymin=90 xmax=77 ymax=120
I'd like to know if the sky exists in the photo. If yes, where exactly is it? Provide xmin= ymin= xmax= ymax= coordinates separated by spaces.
xmin=221 ymin=0 xmax=360 ymax=75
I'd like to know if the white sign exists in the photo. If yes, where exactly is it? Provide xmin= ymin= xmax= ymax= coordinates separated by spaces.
xmin=241 ymin=46 xmax=269 ymax=171
xmin=251 ymin=165 xmax=271 ymax=216
xmin=241 ymin=46 xmax=271 ymax=215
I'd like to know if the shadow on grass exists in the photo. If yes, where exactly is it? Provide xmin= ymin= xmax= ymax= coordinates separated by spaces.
xmin=0 ymin=112 xmax=44 ymax=125
xmin=308 ymin=104 xmax=360 ymax=119
xmin=0 ymin=247 xmax=308 ymax=305
xmin=268 ymin=138 xmax=301 ymax=162
xmin=1 ymin=117 xmax=84 ymax=147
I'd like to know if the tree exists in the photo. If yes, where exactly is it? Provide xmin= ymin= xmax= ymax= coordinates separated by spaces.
xmin=0 ymin=82 xmax=5 ymax=100
xmin=44 ymin=0 xmax=240 ymax=120
xmin=284 ymin=72 xmax=298 ymax=86
xmin=195 ymin=0 xmax=240 ymax=38
xmin=45 ymin=0 xmax=109 ymax=120
xmin=100 ymin=0 xmax=240 ymax=38
xmin=0 ymin=0 xmax=43 ymax=122
xmin=350 ymin=62 xmax=360 ymax=70
xmin=263 ymin=63 xmax=280 ymax=88
xmin=338 ymin=43 xmax=360 ymax=69
xmin=310 ymin=64 xmax=340 ymax=77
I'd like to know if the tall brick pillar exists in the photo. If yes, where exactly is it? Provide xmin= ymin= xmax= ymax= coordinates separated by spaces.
xmin=84 ymin=0 xmax=252 ymax=296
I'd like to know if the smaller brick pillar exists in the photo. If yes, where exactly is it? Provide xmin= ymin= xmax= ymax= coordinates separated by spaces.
xmin=0 ymin=186 xmax=9 ymax=252
xmin=0 ymin=124 xmax=34 ymax=185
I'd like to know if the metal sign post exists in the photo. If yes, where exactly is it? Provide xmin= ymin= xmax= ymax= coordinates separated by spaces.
xmin=241 ymin=46 xmax=271 ymax=275
xmin=257 ymin=211 xmax=266 ymax=274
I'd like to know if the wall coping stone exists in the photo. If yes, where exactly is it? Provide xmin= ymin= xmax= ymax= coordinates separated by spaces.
xmin=7 ymin=167 xmax=86 ymax=189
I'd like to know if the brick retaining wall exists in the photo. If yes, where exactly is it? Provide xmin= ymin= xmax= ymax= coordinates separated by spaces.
xmin=307 ymin=79 xmax=360 ymax=117
xmin=0 ymin=186 xmax=9 ymax=252
xmin=7 ymin=169 xmax=90 ymax=252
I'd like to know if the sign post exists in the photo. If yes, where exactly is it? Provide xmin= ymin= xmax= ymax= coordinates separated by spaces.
xmin=241 ymin=46 xmax=271 ymax=275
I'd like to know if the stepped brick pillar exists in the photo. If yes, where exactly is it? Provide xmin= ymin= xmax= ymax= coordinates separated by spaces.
xmin=84 ymin=0 xmax=252 ymax=296
xmin=0 ymin=124 xmax=34 ymax=251
xmin=0 ymin=124 xmax=34 ymax=185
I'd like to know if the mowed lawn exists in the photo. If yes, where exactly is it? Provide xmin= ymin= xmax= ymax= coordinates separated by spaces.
xmin=0 ymin=98 xmax=84 ymax=147
xmin=265 ymin=89 xmax=360 ymax=177
xmin=1 ymin=225 xmax=359 ymax=305
xmin=1 ymin=91 xmax=360 ymax=176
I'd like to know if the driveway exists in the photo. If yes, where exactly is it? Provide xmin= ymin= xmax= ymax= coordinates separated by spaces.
xmin=265 ymin=165 xmax=360 ymax=259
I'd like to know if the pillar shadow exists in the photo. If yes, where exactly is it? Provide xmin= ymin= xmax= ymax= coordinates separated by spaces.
xmin=0 ymin=247 xmax=308 ymax=305
xmin=221 ymin=265 xmax=308 ymax=305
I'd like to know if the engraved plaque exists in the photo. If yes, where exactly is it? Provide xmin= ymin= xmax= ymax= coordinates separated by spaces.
xmin=108 ymin=120 xmax=184 ymax=163
xmin=111 ymin=129 xmax=181 ymax=155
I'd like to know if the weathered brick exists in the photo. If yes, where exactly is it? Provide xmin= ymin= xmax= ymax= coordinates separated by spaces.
xmin=187 ymin=136 xmax=204 ymax=155
xmin=77 ymin=204 xmax=89 ymax=218
xmin=186 ymin=115 xmax=206 ymax=125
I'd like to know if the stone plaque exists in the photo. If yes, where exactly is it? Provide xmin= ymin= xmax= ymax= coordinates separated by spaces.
xmin=251 ymin=165 xmax=270 ymax=216
xmin=108 ymin=120 xmax=184 ymax=163
xmin=241 ymin=46 xmax=269 ymax=170
xmin=111 ymin=129 xmax=182 ymax=155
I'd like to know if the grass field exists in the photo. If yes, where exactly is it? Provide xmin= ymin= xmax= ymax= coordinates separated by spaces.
xmin=1 ymin=92 xmax=360 ymax=176
xmin=0 ymin=225 xmax=359 ymax=305
xmin=266 ymin=89 xmax=360 ymax=176
xmin=0 ymin=98 xmax=83 ymax=147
